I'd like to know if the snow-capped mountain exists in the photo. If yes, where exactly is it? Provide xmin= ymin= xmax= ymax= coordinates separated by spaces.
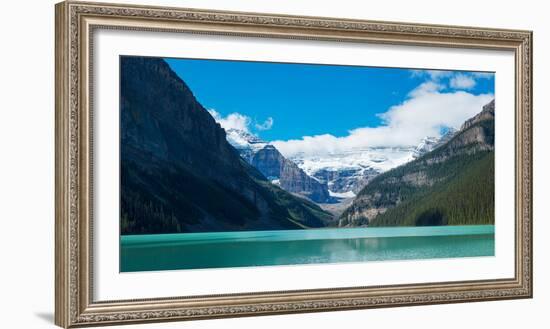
xmin=436 ymin=127 xmax=458 ymax=147
xmin=224 ymin=127 xmax=452 ymax=202
xmin=225 ymin=128 xmax=268 ymax=162
xmin=294 ymin=129 xmax=458 ymax=195
xmin=412 ymin=136 xmax=439 ymax=159
xmin=225 ymin=128 xmax=331 ymax=203
xmin=412 ymin=128 xmax=458 ymax=159
xmin=289 ymin=146 xmax=418 ymax=195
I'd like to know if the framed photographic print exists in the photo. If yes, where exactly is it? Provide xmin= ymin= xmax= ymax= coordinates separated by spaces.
xmin=55 ymin=1 xmax=533 ymax=327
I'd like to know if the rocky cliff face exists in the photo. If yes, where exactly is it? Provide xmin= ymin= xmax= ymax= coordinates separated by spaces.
xmin=120 ymin=56 xmax=331 ymax=234
xmin=251 ymin=145 xmax=331 ymax=203
xmin=461 ymin=99 xmax=495 ymax=131
xmin=310 ymin=167 xmax=379 ymax=194
xmin=339 ymin=100 xmax=496 ymax=227
xmin=225 ymin=129 xmax=332 ymax=203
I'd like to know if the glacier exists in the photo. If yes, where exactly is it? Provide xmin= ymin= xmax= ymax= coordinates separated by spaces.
xmin=224 ymin=127 xmax=453 ymax=199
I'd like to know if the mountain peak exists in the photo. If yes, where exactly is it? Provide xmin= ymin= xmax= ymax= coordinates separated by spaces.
xmin=225 ymin=128 xmax=267 ymax=148
xmin=226 ymin=128 xmax=265 ymax=144
xmin=413 ymin=136 xmax=439 ymax=158
xmin=483 ymin=99 xmax=495 ymax=112
xmin=461 ymin=99 xmax=495 ymax=131
xmin=412 ymin=127 xmax=460 ymax=160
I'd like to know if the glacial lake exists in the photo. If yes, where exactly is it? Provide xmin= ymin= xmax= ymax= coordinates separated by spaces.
xmin=120 ymin=225 xmax=494 ymax=272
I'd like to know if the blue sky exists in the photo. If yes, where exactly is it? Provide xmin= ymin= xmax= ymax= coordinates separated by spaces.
xmin=165 ymin=57 xmax=494 ymax=155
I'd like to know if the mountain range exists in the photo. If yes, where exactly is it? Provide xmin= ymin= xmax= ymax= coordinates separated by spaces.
xmin=226 ymin=126 xmax=454 ymax=201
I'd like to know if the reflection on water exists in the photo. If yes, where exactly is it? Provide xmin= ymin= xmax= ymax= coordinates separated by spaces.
xmin=120 ymin=226 xmax=495 ymax=272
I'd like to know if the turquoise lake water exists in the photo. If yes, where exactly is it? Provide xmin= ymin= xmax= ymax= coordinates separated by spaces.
xmin=120 ymin=225 xmax=495 ymax=272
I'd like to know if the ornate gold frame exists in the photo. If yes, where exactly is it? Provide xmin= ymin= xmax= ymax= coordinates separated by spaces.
xmin=55 ymin=1 xmax=533 ymax=327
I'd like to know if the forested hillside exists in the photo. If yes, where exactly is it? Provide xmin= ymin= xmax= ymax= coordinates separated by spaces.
xmin=340 ymin=100 xmax=495 ymax=227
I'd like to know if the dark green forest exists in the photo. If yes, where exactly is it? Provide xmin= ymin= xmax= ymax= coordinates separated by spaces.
xmin=368 ymin=151 xmax=494 ymax=226
xmin=120 ymin=158 xmax=333 ymax=234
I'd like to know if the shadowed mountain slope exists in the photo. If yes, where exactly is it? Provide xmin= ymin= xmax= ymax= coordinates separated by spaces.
xmin=120 ymin=56 xmax=331 ymax=234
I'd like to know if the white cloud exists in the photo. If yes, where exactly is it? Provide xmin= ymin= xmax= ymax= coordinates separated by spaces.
xmin=208 ymin=70 xmax=495 ymax=159
xmin=273 ymin=88 xmax=493 ymax=158
xmin=208 ymin=109 xmax=274 ymax=133
xmin=471 ymin=72 xmax=494 ymax=79
xmin=411 ymin=70 xmax=494 ymax=91
xmin=450 ymin=73 xmax=476 ymax=90
xmin=410 ymin=69 xmax=453 ymax=81
xmin=255 ymin=117 xmax=274 ymax=131
xmin=407 ymin=81 xmax=445 ymax=97
xmin=208 ymin=109 xmax=251 ymax=132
